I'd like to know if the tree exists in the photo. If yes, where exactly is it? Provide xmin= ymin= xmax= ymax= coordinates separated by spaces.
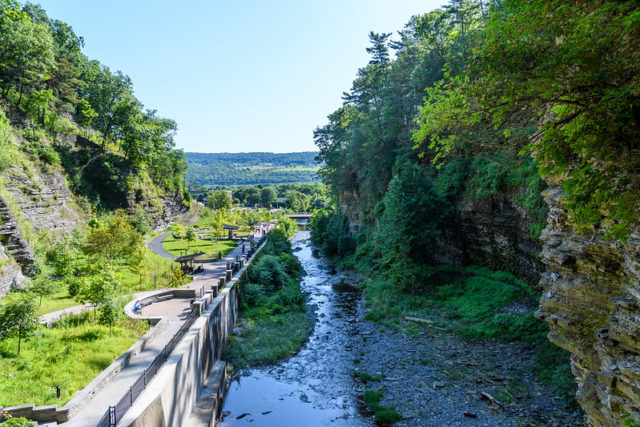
xmin=168 ymin=222 xmax=185 ymax=238
xmin=260 ymin=187 xmax=277 ymax=207
xmin=76 ymin=98 xmax=96 ymax=128
xmin=46 ymin=240 xmax=76 ymax=280
xmin=375 ymin=161 xmax=450 ymax=292
xmin=84 ymin=215 xmax=143 ymax=261
xmin=129 ymin=242 xmax=149 ymax=286
xmin=0 ymin=295 xmax=38 ymax=355
xmin=76 ymin=267 xmax=118 ymax=318
xmin=285 ymin=190 xmax=309 ymax=212
xmin=98 ymin=297 xmax=121 ymax=336
xmin=185 ymin=227 xmax=196 ymax=252
xmin=0 ymin=9 xmax=55 ymax=105
xmin=208 ymin=190 xmax=232 ymax=210
xmin=29 ymin=278 xmax=55 ymax=306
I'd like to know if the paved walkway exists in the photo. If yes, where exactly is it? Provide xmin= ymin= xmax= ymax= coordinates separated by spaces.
xmin=56 ymin=223 xmax=273 ymax=425
xmin=62 ymin=321 xmax=183 ymax=426
xmin=39 ymin=303 xmax=94 ymax=326
xmin=149 ymin=232 xmax=175 ymax=260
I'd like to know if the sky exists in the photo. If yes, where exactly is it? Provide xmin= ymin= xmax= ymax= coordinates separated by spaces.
xmin=34 ymin=0 xmax=445 ymax=153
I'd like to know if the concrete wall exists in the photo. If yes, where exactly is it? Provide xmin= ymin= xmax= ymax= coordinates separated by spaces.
xmin=119 ymin=240 xmax=264 ymax=427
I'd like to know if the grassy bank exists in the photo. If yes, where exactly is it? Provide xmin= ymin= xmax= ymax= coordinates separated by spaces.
xmin=0 ymin=312 xmax=147 ymax=406
xmin=222 ymin=229 xmax=310 ymax=368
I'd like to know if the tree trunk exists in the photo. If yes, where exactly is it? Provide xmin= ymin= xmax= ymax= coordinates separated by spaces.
xmin=17 ymin=325 xmax=22 ymax=355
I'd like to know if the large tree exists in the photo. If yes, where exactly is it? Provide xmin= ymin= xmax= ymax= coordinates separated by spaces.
xmin=0 ymin=9 xmax=55 ymax=104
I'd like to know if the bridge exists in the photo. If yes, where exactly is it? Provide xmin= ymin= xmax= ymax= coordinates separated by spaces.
xmin=286 ymin=213 xmax=312 ymax=226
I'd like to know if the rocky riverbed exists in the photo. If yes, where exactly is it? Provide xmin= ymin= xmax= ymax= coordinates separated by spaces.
xmin=220 ymin=231 xmax=586 ymax=426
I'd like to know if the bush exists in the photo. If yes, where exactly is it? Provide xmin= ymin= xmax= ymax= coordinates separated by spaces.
xmin=249 ymin=255 xmax=288 ymax=292
xmin=67 ymin=278 xmax=82 ymax=297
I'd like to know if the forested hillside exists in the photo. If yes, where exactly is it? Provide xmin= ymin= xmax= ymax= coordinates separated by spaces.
xmin=0 ymin=0 xmax=188 ymax=210
xmin=312 ymin=0 xmax=640 ymax=424
xmin=185 ymin=151 xmax=319 ymax=186
xmin=0 ymin=0 xmax=190 ymax=294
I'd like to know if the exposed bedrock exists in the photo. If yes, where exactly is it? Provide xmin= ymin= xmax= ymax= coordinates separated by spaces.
xmin=536 ymin=187 xmax=640 ymax=426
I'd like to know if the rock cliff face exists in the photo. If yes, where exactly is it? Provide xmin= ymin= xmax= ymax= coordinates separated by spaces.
xmin=536 ymin=187 xmax=640 ymax=426
xmin=3 ymin=165 xmax=84 ymax=235
xmin=436 ymin=195 xmax=545 ymax=285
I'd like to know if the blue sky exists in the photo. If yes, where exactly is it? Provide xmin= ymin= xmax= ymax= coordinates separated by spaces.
xmin=34 ymin=0 xmax=445 ymax=153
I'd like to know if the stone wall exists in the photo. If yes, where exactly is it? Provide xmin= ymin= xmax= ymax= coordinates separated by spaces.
xmin=536 ymin=187 xmax=640 ymax=426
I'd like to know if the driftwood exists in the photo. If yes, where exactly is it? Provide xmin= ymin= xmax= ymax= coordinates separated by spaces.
xmin=403 ymin=316 xmax=448 ymax=331
xmin=480 ymin=391 xmax=504 ymax=409
xmin=463 ymin=411 xmax=477 ymax=418
xmin=404 ymin=316 xmax=433 ymax=324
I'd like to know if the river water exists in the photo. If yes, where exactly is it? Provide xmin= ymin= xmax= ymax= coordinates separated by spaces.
xmin=219 ymin=231 xmax=372 ymax=426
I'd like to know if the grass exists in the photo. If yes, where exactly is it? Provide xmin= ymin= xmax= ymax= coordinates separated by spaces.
xmin=0 ymin=312 xmax=147 ymax=406
xmin=161 ymin=234 xmax=236 ymax=259
xmin=222 ymin=312 xmax=310 ymax=368
xmin=362 ymin=390 xmax=401 ymax=425
xmin=34 ymin=246 xmax=184 ymax=316
xmin=353 ymin=370 xmax=382 ymax=384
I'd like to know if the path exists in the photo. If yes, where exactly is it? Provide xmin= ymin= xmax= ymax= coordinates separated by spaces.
xmin=149 ymin=232 xmax=175 ymax=261
xmin=39 ymin=303 xmax=93 ymax=326
xmin=62 ymin=321 xmax=183 ymax=426
xmin=54 ymin=223 xmax=273 ymax=425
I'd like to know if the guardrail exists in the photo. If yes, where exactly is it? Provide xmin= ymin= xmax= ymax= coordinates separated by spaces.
xmin=96 ymin=308 xmax=200 ymax=427
xmin=95 ymin=232 xmax=269 ymax=427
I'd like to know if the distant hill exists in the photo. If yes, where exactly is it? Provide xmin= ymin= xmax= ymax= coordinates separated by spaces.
xmin=185 ymin=151 xmax=320 ymax=186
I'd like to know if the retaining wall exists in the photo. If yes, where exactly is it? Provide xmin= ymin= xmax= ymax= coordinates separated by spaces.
xmin=118 ymin=239 xmax=266 ymax=427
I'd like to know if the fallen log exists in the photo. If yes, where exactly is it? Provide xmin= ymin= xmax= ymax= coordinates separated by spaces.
xmin=404 ymin=316 xmax=433 ymax=324
xmin=480 ymin=391 xmax=504 ymax=409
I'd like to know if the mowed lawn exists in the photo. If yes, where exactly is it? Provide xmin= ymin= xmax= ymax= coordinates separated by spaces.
xmin=0 ymin=314 xmax=147 ymax=406
xmin=162 ymin=235 xmax=236 ymax=259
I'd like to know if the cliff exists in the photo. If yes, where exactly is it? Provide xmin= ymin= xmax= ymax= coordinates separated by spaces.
xmin=435 ymin=193 xmax=545 ymax=285
xmin=536 ymin=187 xmax=640 ymax=426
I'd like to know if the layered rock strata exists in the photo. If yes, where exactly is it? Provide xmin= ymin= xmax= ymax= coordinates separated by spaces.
xmin=536 ymin=187 xmax=640 ymax=426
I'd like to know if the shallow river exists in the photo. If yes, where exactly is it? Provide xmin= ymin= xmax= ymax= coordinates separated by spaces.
xmin=219 ymin=231 xmax=371 ymax=426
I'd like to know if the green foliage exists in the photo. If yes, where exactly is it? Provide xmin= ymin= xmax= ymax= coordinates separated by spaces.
xmin=375 ymin=161 xmax=449 ymax=292
xmin=208 ymin=190 xmax=232 ymax=210
xmin=83 ymin=215 xmax=143 ymax=262
xmin=311 ymin=210 xmax=355 ymax=258
xmin=1 ymin=417 xmax=35 ymax=426
xmin=186 ymin=152 xmax=319 ymax=187
xmin=412 ymin=0 xmax=640 ymax=240
xmin=0 ymin=294 xmax=38 ymax=355
xmin=353 ymin=370 xmax=382 ymax=384
xmin=0 ymin=312 xmax=147 ymax=406
xmin=362 ymin=389 xmax=401 ymax=425
xmin=28 ymin=278 xmax=55 ymax=307
xmin=98 ymin=298 xmax=121 ymax=335
xmin=225 ymin=229 xmax=309 ymax=368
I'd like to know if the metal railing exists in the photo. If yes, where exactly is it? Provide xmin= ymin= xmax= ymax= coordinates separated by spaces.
xmin=95 ymin=234 xmax=268 ymax=427
xmin=96 ymin=308 xmax=200 ymax=427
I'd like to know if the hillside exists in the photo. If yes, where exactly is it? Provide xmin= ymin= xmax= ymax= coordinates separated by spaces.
xmin=0 ymin=1 xmax=190 ymax=295
xmin=185 ymin=151 xmax=319 ymax=186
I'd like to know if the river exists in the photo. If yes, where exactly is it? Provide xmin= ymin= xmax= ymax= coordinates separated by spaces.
xmin=218 ymin=230 xmax=372 ymax=426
